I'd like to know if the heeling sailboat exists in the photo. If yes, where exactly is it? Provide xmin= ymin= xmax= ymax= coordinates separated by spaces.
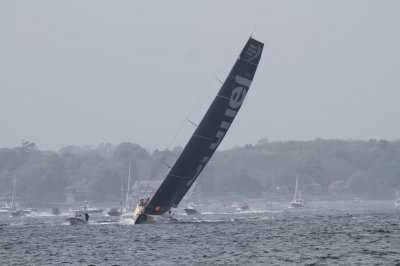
xmin=134 ymin=37 xmax=264 ymax=224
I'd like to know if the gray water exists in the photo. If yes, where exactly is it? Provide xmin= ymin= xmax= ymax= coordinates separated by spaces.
xmin=1 ymin=201 xmax=399 ymax=265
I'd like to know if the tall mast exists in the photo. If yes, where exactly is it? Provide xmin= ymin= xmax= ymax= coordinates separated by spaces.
xmin=11 ymin=178 xmax=16 ymax=209
xmin=120 ymin=175 xmax=124 ymax=206
xmin=271 ymin=173 xmax=275 ymax=203
xmin=125 ymin=153 xmax=132 ymax=207
xmin=293 ymin=173 xmax=299 ymax=202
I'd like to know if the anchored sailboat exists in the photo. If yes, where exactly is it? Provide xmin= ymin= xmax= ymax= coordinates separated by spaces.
xmin=183 ymin=182 xmax=201 ymax=215
xmin=290 ymin=173 xmax=305 ymax=208
xmin=119 ymin=154 xmax=136 ymax=218
xmin=395 ymin=191 xmax=400 ymax=207
xmin=134 ymin=37 xmax=264 ymax=224
xmin=106 ymin=175 xmax=124 ymax=216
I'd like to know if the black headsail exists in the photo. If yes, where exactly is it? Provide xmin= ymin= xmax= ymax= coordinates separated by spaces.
xmin=144 ymin=37 xmax=264 ymax=215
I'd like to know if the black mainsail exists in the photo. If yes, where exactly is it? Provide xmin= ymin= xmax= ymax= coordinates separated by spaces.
xmin=144 ymin=37 xmax=263 ymax=216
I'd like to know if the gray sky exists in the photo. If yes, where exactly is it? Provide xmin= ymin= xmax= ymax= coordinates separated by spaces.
xmin=1 ymin=1 xmax=399 ymax=151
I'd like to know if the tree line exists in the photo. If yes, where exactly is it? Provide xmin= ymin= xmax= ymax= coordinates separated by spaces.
xmin=0 ymin=139 xmax=399 ymax=204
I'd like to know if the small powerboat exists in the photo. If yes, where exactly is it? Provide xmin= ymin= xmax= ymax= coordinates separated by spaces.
xmin=66 ymin=217 xmax=88 ymax=225
xmin=11 ymin=209 xmax=32 ymax=217
xmin=183 ymin=203 xmax=200 ymax=215
xmin=107 ymin=208 xmax=122 ymax=216
xmin=66 ymin=211 xmax=89 ymax=225
xmin=51 ymin=207 xmax=60 ymax=215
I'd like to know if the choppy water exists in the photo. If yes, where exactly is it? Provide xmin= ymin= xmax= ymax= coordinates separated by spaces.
xmin=1 ymin=201 xmax=399 ymax=265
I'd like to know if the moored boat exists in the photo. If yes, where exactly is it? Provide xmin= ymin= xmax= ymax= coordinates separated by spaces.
xmin=72 ymin=202 xmax=103 ymax=215
xmin=395 ymin=191 xmax=400 ymax=206
xmin=231 ymin=201 xmax=250 ymax=211
xmin=51 ymin=207 xmax=60 ymax=215
xmin=240 ymin=202 xmax=250 ymax=211
xmin=66 ymin=217 xmax=88 ymax=225
xmin=290 ymin=174 xmax=305 ymax=208
xmin=11 ymin=209 xmax=31 ymax=217
xmin=183 ymin=203 xmax=201 ymax=215
xmin=0 ymin=204 xmax=12 ymax=217
xmin=107 ymin=208 xmax=122 ymax=216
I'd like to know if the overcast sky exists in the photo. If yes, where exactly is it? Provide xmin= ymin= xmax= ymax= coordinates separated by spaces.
xmin=1 ymin=1 xmax=399 ymax=151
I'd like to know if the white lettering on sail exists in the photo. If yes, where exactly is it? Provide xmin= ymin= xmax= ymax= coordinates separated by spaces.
xmin=220 ymin=121 xmax=230 ymax=130
xmin=235 ymin=75 xmax=252 ymax=87
xmin=209 ymin=86 xmax=248 ymax=150
xmin=187 ymin=156 xmax=210 ymax=186
xmin=245 ymin=44 xmax=262 ymax=61
xmin=229 ymin=87 xmax=247 ymax=109
xmin=225 ymin=109 xmax=237 ymax=118
xmin=193 ymin=79 xmax=249 ymax=186
xmin=209 ymin=131 xmax=225 ymax=150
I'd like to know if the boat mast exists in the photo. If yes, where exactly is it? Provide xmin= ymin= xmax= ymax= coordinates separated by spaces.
xmin=125 ymin=153 xmax=132 ymax=208
xmin=271 ymin=173 xmax=275 ymax=203
xmin=11 ymin=178 xmax=16 ymax=210
xmin=293 ymin=173 xmax=299 ymax=202
xmin=120 ymin=175 xmax=124 ymax=206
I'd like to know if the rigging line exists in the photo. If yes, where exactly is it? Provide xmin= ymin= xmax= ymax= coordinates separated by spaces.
xmin=161 ymin=161 xmax=172 ymax=169
xmin=164 ymin=51 xmax=238 ymax=152
xmin=192 ymin=134 xmax=213 ymax=141
xmin=216 ymin=76 xmax=223 ymax=84
xmin=165 ymin=117 xmax=189 ymax=150
xmin=216 ymin=95 xmax=230 ymax=101
xmin=160 ymin=45 xmax=241 ymax=177
xmin=168 ymin=173 xmax=192 ymax=179
xmin=250 ymin=25 xmax=257 ymax=38
xmin=186 ymin=119 xmax=198 ymax=127
xmin=186 ymin=52 xmax=239 ymax=119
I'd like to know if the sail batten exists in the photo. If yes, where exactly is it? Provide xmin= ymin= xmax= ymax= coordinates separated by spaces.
xmin=239 ymin=58 xmax=259 ymax=66
xmin=192 ymin=134 xmax=214 ymax=141
xmin=144 ymin=37 xmax=264 ymax=216
xmin=216 ymin=95 xmax=231 ymax=100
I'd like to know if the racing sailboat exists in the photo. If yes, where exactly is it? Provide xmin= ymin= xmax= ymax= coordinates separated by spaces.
xmin=134 ymin=37 xmax=264 ymax=224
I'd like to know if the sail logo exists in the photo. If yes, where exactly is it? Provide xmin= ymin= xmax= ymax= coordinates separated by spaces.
xmin=209 ymin=85 xmax=247 ymax=150
xmin=245 ymin=44 xmax=262 ymax=61
xmin=191 ymin=75 xmax=252 ymax=184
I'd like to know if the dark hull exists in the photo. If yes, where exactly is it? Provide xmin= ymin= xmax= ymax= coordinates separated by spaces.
xmin=66 ymin=217 xmax=88 ymax=225
xmin=290 ymin=202 xmax=304 ymax=208
xmin=107 ymin=210 xmax=122 ymax=216
xmin=86 ymin=209 xmax=103 ymax=214
xmin=11 ymin=210 xmax=30 ymax=217
xmin=51 ymin=207 xmax=60 ymax=215
xmin=183 ymin=208 xmax=200 ymax=215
